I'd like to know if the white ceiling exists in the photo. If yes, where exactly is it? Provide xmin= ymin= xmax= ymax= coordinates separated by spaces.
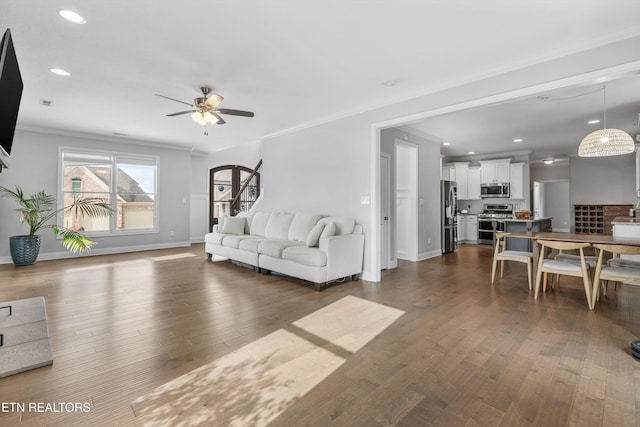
xmin=3 ymin=1 xmax=640 ymax=156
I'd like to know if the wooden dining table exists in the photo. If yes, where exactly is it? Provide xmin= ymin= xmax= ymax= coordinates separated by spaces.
xmin=505 ymin=231 xmax=640 ymax=307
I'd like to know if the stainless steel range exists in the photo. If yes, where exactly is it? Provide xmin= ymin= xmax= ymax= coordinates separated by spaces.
xmin=478 ymin=204 xmax=514 ymax=245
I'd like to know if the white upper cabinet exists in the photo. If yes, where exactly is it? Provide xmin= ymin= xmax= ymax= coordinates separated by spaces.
xmin=509 ymin=162 xmax=525 ymax=199
xmin=636 ymin=147 xmax=640 ymax=198
xmin=467 ymin=167 xmax=481 ymax=200
xmin=442 ymin=164 xmax=455 ymax=182
xmin=454 ymin=162 xmax=469 ymax=199
xmin=480 ymin=159 xmax=511 ymax=184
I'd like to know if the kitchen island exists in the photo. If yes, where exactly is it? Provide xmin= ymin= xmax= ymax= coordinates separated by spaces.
xmin=612 ymin=216 xmax=640 ymax=238
xmin=505 ymin=217 xmax=553 ymax=251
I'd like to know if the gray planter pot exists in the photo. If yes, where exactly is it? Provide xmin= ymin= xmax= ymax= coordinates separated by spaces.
xmin=9 ymin=235 xmax=41 ymax=265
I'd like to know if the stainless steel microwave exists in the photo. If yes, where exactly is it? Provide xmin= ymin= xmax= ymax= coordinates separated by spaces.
xmin=480 ymin=183 xmax=510 ymax=198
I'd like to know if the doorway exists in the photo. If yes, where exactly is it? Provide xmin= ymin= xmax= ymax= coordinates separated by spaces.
xmin=533 ymin=180 xmax=570 ymax=232
xmin=395 ymin=141 xmax=418 ymax=261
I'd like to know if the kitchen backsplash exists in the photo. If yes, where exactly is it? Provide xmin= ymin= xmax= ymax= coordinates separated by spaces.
xmin=458 ymin=199 xmax=527 ymax=214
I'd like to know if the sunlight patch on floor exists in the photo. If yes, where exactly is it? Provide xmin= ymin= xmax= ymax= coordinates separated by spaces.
xmin=131 ymin=296 xmax=405 ymax=426
xmin=65 ymin=259 xmax=150 ymax=273
xmin=293 ymin=295 xmax=406 ymax=353
xmin=151 ymin=253 xmax=197 ymax=262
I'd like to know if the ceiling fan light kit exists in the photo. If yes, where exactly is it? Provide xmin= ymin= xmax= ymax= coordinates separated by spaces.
xmin=578 ymin=85 xmax=634 ymax=157
xmin=156 ymin=86 xmax=254 ymax=133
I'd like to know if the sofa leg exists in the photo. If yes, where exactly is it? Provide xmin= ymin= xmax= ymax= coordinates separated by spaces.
xmin=314 ymin=282 xmax=327 ymax=292
xmin=351 ymin=274 xmax=361 ymax=281
xmin=206 ymin=253 xmax=212 ymax=259
xmin=261 ymin=269 xmax=271 ymax=275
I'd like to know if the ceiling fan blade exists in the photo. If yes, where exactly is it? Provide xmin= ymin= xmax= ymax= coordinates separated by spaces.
xmin=216 ymin=108 xmax=255 ymax=117
xmin=155 ymin=94 xmax=194 ymax=107
xmin=166 ymin=110 xmax=194 ymax=117
xmin=212 ymin=112 xmax=226 ymax=125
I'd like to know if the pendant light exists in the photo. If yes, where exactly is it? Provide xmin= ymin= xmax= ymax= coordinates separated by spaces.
xmin=578 ymin=85 xmax=634 ymax=157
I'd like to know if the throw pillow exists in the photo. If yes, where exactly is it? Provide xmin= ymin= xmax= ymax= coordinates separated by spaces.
xmin=319 ymin=221 xmax=336 ymax=244
xmin=305 ymin=222 xmax=326 ymax=247
xmin=220 ymin=216 xmax=246 ymax=235
xmin=215 ymin=216 xmax=225 ymax=233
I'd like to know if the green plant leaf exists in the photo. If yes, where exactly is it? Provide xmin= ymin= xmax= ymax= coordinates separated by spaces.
xmin=53 ymin=227 xmax=96 ymax=253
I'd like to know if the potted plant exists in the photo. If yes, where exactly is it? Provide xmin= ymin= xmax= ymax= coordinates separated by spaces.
xmin=0 ymin=185 xmax=114 ymax=265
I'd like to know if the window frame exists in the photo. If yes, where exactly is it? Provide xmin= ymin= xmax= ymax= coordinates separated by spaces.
xmin=59 ymin=147 xmax=159 ymax=236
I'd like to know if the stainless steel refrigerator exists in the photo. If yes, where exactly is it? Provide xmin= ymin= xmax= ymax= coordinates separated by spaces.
xmin=441 ymin=180 xmax=458 ymax=253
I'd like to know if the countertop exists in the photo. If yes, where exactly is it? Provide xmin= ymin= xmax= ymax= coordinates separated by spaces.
xmin=612 ymin=216 xmax=640 ymax=225
xmin=505 ymin=217 xmax=552 ymax=223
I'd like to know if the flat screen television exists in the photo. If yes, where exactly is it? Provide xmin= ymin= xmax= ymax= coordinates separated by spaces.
xmin=0 ymin=29 xmax=24 ymax=170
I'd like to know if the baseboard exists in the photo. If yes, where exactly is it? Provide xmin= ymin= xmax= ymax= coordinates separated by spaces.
xmin=418 ymin=249 xmax=443 ymax=261
xmin=190 ymin=236 xmax=205 ymax=243
xmin=0 ymin=241 xmax=192 ymax=264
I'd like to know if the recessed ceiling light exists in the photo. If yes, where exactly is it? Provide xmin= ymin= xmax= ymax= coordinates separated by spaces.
xmin=49 ymin=68 xmax=71 ymax=76
xmin=587 ymin=119 xmax=601 ymax=124
xmin=442 ymin=142 xmax=450 ymax=146
xmin=513 ymin=138 xmax=523 ymax=143
xmin=57 ymin=9 xmax=86 ymax=24
xmin=543 ymin=159 xmax=554 ymax=165
xmin=468 ymin=151 xmax=475 ymax=155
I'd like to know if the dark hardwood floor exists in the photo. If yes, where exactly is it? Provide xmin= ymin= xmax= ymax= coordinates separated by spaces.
xmin=1 ymin=243 xmax=640 ymax=426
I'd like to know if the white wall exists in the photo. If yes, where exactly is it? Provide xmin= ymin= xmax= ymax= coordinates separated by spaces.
xmin=0 ymin=130 xmax=192 ymax=262
xmin=570 ymin=154 xmax=636 ymax=205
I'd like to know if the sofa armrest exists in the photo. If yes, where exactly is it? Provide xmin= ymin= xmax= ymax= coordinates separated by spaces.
xmin=321 ymin=233 xmax=365 ymax=280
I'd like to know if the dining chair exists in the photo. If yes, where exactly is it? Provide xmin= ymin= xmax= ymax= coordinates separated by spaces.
xmin=591 ymin=244 xmax=640 ymax=309
xmin=491 ymin=232 xmax=534 ymax=290
xmin=534 ymin=240 xmax=593 ymax=309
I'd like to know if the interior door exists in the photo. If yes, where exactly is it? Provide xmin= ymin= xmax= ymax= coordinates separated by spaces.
xmin=380 ymin=153 xmax=391 ymax=270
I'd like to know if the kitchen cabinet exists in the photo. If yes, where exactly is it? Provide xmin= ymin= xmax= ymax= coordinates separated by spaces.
xmin=457 ymin=215 xmax=465 ymax=243
xmin=454 ymin=162 xmax=469 ymax=199
xmin=442 ymin=164 xmax=455 ymax=182
xmin=467 ymin=167 xmax=481 ymax=200
xmin=636 ymin=146 xmax=640 ymax=197
xmin=458 ymin=215 xmax=478 ymax=243
xmin=465 ymin=215 xmax=478 ymax=242
xmin=480 ymin=159 xmax=510 ymax=184
xmin=509 ymin=162 xmax=525 ymax=199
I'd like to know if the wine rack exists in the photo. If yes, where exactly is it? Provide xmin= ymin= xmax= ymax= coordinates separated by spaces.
xmin=574 ymin=204 xmax=632 ymax=235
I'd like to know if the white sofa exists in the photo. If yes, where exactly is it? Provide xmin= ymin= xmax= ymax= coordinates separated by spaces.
xmin=204 ymin=212 xmax=364 ymax=291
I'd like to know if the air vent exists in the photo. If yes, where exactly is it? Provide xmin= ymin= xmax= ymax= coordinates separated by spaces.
xmin=40 ymin=99 xmax=53 ymax=107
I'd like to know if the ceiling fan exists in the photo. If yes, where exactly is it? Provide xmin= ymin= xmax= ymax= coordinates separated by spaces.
xmin=155 ymin=87 xmax=254 ymax=134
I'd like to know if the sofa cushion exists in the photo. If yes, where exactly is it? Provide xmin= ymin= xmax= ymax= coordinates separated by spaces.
xmin=257 ymin=239 xmax=304 ymax=258
xmin=205 ymin=232 xmax=226 ymax=245
xmin=237 ymin=211 xmax=254 ymax=234
xmin=250 ymin=212 xmax=271 ymax=236
xmin=320 ymin=222 xmax=336 ymax=240
xmin=282 ymin=246 xmax=327 ymax=267
xmin=222 ymin=235 xmax=260 ymax=249
xmin=239 ymin=238 xmax=265 ymax=253
xmin=220 ymin=216 xmax=246 ymax=235
xmin=265 ymin=212 xmax=295 ymax=240
xmin=306 ymin=222 xmax=326 ymax=247
xmin=288 ymin=213 xmax=322 ymax=242
xmin=318 ymin=217 xmax=355 ymax=235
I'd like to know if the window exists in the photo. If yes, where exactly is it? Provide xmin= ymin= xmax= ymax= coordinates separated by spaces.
xmin=60 ymin=149 xmax=158 ymax=234
xmin=71 ymin=178 xmax=82 ymax=195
